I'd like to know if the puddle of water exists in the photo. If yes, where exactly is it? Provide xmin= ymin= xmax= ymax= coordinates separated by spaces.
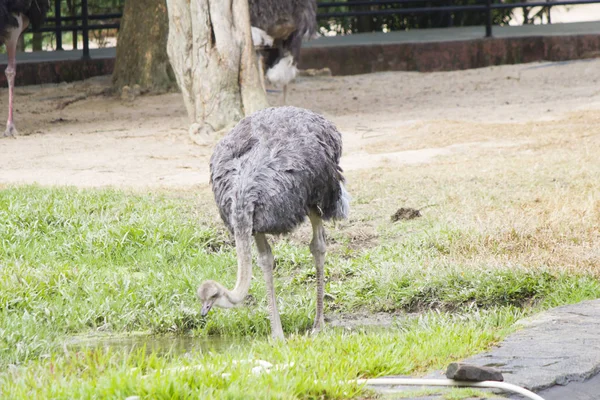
xmin=327 ymin=312 xmax=409 ymax=329
xmin=64 ymin=334 xmax=243 ymax=356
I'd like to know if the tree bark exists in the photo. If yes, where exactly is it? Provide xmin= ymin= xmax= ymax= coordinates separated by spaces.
xmin=112 ymin=0 xmax=176 ymax=91
xmin=166 ymin=0 xmax=269 ymax=144
xmin=66 ymin=0 xmax=77 ymax=49
xmin=32 ymin=32 xmax=43 ymax=51
xmin=350 ymin=0 xmax=373 ymax=33
xmin=16 ymin=36 xmax=25 ymax=51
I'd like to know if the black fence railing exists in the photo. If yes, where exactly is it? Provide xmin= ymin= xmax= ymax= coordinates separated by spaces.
xmin=28 ymin=0 xmax=600 ymax=59
xmin=317 ymin=0 xmax=600 ymax=36
xmin=30 ymin=0 xmax=121 ymax=59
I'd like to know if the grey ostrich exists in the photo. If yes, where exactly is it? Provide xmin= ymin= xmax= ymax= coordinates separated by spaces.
xmin=1 ymin=0 xmax=50 ymax=137
xmin=249 ymin=0 xmax=317 ymax=104
xmin=197 ymin=106 xmax=350 ymax=340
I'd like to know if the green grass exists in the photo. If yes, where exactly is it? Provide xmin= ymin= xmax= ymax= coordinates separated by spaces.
xmin=1 ymin=185 xmax=599 ymax=398
xmin=1 ymin=310 xmax=520 ymax=399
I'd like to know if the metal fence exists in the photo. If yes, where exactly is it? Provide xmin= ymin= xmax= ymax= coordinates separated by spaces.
xmin=317 ymin=0 xmax=600 ymax=37
xmin=33 ymin=0 xmax=121 ymax=59
xmin=29 ymin=0 xmax=600 ymax=59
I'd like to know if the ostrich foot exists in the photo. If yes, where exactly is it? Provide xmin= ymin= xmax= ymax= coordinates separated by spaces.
xmin=3 ymin=123 xmax=18 ymax=138
xmin=311 ymin=318 xmax=325 ymax=335
xmin=271 ymin=330 xmax=285 ymax=341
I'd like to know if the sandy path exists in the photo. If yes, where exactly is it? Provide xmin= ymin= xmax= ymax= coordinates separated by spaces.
xmin=1 ymin=58 xmax=600 ymax=189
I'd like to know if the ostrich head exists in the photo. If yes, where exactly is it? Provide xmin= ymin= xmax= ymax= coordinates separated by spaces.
xmin=197 ymin=280 xmax=236 ymax=316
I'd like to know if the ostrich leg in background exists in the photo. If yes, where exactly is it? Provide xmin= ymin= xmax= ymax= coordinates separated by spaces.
xmin=250 ymin=27 xmax=273 ymax=94
xmin=3 ymin=15 xmax=29 ymax=138
xmin=309 ymin=211 xmax=326 ymax=331
xmin=255 ymin=233 xmax=285 ymax=340
xmin=256 ymin=53 xmax=267 ymax=93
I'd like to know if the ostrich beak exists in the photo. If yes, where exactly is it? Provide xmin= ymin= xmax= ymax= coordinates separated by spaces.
xmin=201 ymin=301 xmax=213 ymax=317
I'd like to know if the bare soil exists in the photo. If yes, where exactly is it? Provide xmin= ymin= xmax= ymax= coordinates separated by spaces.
xmin=2 ymin=59 xmax=600 ymax=332
xmin=2 ymin=58 xmax=600 ymax=189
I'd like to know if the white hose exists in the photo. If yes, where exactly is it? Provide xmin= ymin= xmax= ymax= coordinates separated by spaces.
xmin=355 ymin=378 xmax=545 ymax=400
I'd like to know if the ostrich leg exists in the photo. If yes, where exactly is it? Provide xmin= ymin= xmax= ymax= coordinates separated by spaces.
xmin=257 ymin=53 xmax=267 ymax=94
xmin=309 ymin=211 xmax=326 ymax=332
xmin=3 ymin=33 xmax=20 ymax=137
xmin=282 ymin=85 xmax=288 ymax=105
xmin=3 ymin=17 xmax=29 ymax=138
xmin=255 ymin=233 xmax=284 ymax=340
xmin=250 ymin=27 xmax=271 ymax=96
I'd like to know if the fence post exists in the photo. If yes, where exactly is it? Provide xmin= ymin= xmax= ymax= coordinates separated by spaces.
xmin=485 ymin=0 xmax=492 ymax=37
xmin=81 ymin=0 xmax=90 ymax=60
xmin=55 ymin=0 xmax=63 ymax=50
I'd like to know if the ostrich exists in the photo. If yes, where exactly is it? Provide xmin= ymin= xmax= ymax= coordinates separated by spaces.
xmin=249 ymin=0 xmax=317 ymax=104
xmin=1 ymin=0 xmax=50 ymax=137
xmin=197 ymin=106 xmax=350 ymax=340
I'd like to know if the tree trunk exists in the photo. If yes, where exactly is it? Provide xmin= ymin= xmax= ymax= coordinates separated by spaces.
xmin=16 ymin=35 xmax=25 ymax=51
xmin=350 ymin=0 xmax=373 ymax=33
xmin=66 ymin=0 xmax=77 ymax=49
xmin=166 ymin=0 xmax=269 ymax=144
xmin=112 ymin=0 xmax=176 ymax=91
xmin=32 ymin=32 xmax=43 ymax=51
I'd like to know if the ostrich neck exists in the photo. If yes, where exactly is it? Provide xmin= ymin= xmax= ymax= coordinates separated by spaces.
xmin=224 ymin=229 xmax=253 ymax=305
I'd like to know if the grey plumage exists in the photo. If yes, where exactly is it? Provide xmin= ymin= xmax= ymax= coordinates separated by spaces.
xmin=249 ymin=0 xmax=317 ymax=102
xmin=198 ymin=106 xmax=349 ymax=340
xmin=249 ymin=0 xmax=317 ymax=62
xmin=211 ymin=106 xmax=347 ymax=235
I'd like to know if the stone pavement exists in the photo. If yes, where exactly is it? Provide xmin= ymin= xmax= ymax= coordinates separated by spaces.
xmin=304 ymin=20 xmax=600 ymax=48
xmin=371 ymin=300 xmax=600 ymax=399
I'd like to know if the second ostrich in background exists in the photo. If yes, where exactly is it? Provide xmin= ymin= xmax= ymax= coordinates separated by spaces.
xmin=249 ymin=0 xmax=318 ymax=104
xmin=197 ymin=106 xmax=350 ymax=340
xmin=1 ymin=0 xmax=50 ymax=137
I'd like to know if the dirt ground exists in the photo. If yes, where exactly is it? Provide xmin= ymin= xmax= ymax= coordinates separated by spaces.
xmin=1 ymin=58 xmax=600 ymax=189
